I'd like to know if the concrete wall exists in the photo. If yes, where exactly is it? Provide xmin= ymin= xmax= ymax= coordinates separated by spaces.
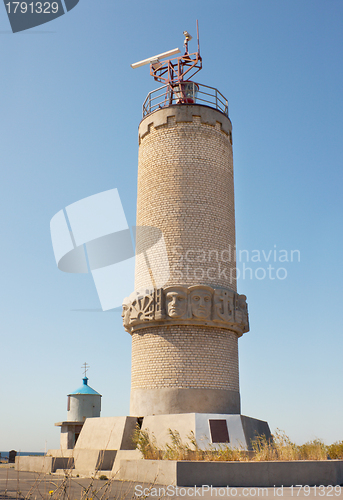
xmin=72 ymin=450 xmax=116 ymax=475
xmin=15 ymin=456 xmax=74 ymax=473
xmin=241 ymin=415 xmax=271 ymax=450
xmin=74 ymin=416 xmax=137 ymax=451
xmin=15 ymin=456 xmax=53 ymax=473
xmin=142 ymin=413 xmax=195 ymax=448
xmin=112 ymin=450 xmax=142 ymax=476
xmin=117 ymin=459 xmax=177 ymax=485
xmin=177 ymin=460 xmax=343 ymax=487
xmin=118 ymin=459 xmax=343 ymax=487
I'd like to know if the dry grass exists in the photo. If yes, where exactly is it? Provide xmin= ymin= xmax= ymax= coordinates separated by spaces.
xmin=133 ymin=426 xmax=251 ymax=462
xmin=133 ymin=426 xmax=341 ymax=462
xmin=327 ymin=441 xmax=343 ymax=459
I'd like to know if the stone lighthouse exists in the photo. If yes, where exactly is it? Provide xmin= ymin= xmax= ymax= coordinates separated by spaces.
xmin=122 ymin=26 xmax=270 ymax=447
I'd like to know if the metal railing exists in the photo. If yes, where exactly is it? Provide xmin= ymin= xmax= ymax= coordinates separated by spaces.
xmin=142 ymin=82 xmax=229 ymax=118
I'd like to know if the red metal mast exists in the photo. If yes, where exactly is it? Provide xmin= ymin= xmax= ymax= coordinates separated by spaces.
xmin=150 ymin=21 xmax=202 ymax=87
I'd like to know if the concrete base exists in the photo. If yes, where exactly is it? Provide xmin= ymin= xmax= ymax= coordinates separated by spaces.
xmin=142 ymin=413 xmax=271 ymax=451
xmin=15 ymin=413 xmax=270 ymax=479
xmin=131 ymin=388 xmax=241 ymax=415
xmin=17 ymin=416 xmax=142 ymax=476
xmin=117 ymin=459 xmax=343 ymax=487
xmin=68 ymin=413 xmax=270 ymax=455
xmin=71 ymin=416 xmax=138 ymax=476
xmin=16 ymin=414 xmax=343 ymax=487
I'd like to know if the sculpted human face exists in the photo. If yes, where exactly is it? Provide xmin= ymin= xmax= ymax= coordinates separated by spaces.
xmin=121 ymin=302 xmax=131 ymax=324
xmin=238 ymin=295 xmax=247 ymax=311
xmin=166 ymin=290 xmax=187 ymax=318
xmin=190 ymin=289 xmax=212 ymax=318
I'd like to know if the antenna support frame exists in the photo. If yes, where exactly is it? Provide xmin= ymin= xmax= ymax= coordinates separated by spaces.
xmin=150 ymin=20 xmax=202 ymax=87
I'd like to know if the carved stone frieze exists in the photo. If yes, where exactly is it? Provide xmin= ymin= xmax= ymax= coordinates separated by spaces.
xmin=122 ymin=285 xmax=249 ymax=337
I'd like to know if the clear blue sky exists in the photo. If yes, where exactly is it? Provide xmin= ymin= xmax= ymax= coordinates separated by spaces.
xmin=1 ymin=0 xmax=342 ymax=452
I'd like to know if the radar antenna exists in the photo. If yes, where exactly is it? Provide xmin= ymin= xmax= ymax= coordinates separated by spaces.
xmin=131 ymin=21 xmax=202 ymax=105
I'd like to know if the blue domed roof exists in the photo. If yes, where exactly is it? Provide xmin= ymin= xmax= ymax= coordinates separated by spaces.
xmin=69 ymin=377 xmax=101 ymax=396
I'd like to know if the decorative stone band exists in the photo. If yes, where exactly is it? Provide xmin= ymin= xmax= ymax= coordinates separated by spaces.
xmin=122 ymin=285 xmax=249 ymax=337
xmin=138 ymin=105 xmax=232 ymax=142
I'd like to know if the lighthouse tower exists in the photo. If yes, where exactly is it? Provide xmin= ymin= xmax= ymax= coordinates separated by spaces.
xmin=122 ymin=26 xmax=270 ymax=448
xmin=125 ymin=28 xmax=246 ymax=414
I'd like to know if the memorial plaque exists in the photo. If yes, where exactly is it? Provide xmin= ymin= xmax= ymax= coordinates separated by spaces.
xmin=209 ymin=420 xmax=230 ymax=443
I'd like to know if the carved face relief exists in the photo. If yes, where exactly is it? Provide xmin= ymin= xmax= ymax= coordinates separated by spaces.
xmin=190 ymin=288 xmax=212 ymax=319
xmin=165 ymin=289 xmax=188 ymax=318
xmin=123 ymin=286 xmax=249 ymax=335
xmin=238 ymin=295 xmax=247 ymax=311
xmin=121 ymin=302 xmax=131 ymax=328
xmin=235 ymin=294 xmax=248 ymax=327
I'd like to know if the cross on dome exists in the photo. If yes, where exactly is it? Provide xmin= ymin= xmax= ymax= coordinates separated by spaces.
xmin=81 ymin=362 xmax=90 ymax=378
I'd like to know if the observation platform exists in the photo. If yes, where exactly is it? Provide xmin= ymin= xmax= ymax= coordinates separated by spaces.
xmin=142 ymin=82 xmax=228 ymax=118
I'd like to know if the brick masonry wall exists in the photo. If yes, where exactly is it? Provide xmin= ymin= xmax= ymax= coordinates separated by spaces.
xmin=131 ymin=325 xmax=239 ymax=392
xmin=135 ymin=106 xmax=237 ymax=291
xmin=132 ymin=105 xmax=240 ymax=399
